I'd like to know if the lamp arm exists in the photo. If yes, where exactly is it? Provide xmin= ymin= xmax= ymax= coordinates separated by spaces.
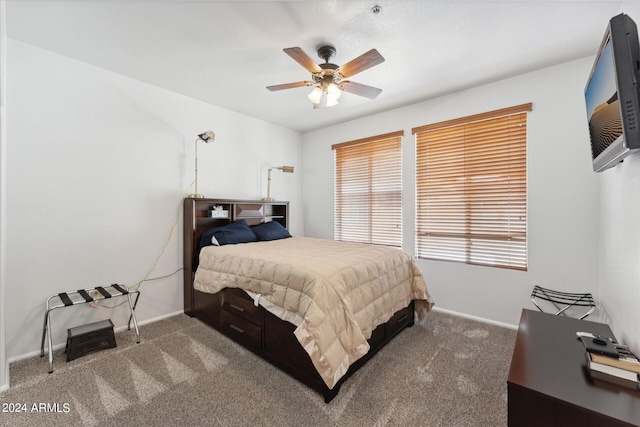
xmin=266 ymin=167 xmax=273 ymax=201
xmin=188 ymin=131 xmax=214 ymax=199
xmin=194 ymin=138 xmax=199 ymax=196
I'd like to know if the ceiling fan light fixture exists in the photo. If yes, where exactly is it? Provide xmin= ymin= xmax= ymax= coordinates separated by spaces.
xmin=327 ymin=82 xmax=341 ymax=99
xmin=308 ymin=86 xmax=323 ymax=104
xmin=269 ymin=46 xmax=384 ymax=106
xmin=326 ymin=92 xmax=340 ymax=107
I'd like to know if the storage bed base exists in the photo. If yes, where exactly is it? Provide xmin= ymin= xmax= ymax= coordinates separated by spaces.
xmin=190 ymin=288 xmax=415 ymax=403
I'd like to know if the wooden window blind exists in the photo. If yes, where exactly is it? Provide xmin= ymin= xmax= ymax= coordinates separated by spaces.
xmin=332 ymin=131 xmax=403 ymax=247
xmin=413 ymin=103 xmax=532 ymax=270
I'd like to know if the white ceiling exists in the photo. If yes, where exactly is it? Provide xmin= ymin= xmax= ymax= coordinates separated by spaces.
xmin=5 ymin=0 xmax=633 ymax=133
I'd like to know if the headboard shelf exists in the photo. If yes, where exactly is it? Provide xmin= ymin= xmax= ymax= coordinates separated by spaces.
xmin=183 ymin=197 xmax=289 ymax=316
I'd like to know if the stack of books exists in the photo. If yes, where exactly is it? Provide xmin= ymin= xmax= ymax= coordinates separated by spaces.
xmin=581 ymin=335 xmax=640 ymax=390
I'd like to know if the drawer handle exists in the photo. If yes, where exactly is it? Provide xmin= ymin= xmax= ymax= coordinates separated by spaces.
xmin=396 ymin=314 xmax=408 ymax=324
xmin=229 ymin=324 xmax=244 ymax=334
xmin=229 ymin=304 xmax=245 ymax=313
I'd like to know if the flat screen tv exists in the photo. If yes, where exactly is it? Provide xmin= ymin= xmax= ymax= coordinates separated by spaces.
xmin=585 ymin=13 xmax=640 ymax=172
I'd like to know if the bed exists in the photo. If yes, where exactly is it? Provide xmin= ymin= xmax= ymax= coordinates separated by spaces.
xmin=183 ymin=198 xmax=434 ymax=402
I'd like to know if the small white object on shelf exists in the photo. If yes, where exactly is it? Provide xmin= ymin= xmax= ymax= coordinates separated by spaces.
xmin=207 ymin=208 xmax=229 ymax=218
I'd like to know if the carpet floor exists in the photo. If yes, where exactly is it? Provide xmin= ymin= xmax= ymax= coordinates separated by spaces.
xmin=2 ymin=310 xmax=516 ymax=426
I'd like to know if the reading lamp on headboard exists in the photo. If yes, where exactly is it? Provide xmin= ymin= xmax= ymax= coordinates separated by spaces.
xmin=188 ymin=130 xmax=215 ymax=198
xmin=262 ymin=166 xmax=294 ymax=201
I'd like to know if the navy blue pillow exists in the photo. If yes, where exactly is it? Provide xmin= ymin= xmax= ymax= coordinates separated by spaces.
xmin=199 ymin=220 xmax=258 ymax=249
xmin=252 ymin=221 xmax=291 ymax=241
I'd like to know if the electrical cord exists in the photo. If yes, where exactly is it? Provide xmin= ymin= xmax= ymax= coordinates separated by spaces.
xmin=139 ymin=267 xmax=184 ymax=283
xmin=93 ymin=180 xmax=195 ymax=309
xmin=129 ymin=179 xmax=195 ymax=292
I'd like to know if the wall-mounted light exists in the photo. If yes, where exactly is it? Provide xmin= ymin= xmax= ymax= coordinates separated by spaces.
xmin=187 ymin=130 xmax=215 ymax=198
xmin=262 ymin=165 xmax=294 ymax=201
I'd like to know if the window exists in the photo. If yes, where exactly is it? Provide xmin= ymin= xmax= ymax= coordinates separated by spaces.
xmin=413 ymin=103 xmax=531 ymax=270
xmin=332 ymin=131 xmax=403 ymax=247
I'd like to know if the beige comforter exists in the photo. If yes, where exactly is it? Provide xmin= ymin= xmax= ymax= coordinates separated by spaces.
xmin=194 ymin=236 xmax=434 ymax=389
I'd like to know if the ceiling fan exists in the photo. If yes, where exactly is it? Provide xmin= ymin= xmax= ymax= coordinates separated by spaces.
xmin=266 ymin=45 xmax=385 ymax=107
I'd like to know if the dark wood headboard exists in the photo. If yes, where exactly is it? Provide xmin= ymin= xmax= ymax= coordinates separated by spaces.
xmin=182 ymin=198 xmax=289 ymax=316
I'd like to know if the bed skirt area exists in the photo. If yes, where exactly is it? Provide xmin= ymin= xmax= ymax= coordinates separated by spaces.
xmin=193 ymin=236 xmax=434 ymax=390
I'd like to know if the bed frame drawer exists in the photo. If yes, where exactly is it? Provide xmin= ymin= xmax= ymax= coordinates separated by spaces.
xmin=220 ymin=310 xmax=261 ymax=352
xmin=221 ymin=289 xmax=261 ymax=325
xmin=385 ymin=303 xmax=414 ymax=338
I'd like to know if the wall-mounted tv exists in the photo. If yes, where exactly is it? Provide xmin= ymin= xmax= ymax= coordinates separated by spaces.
xmin=585 ymin=13 xmax=640 ymax=172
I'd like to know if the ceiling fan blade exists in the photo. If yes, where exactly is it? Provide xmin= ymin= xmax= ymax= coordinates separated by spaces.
xmin=341 ymin=81 xmax=383 ymax=99
xmin=267 ymin=81 xmax=315 ymax=91
xmin=338 ymin=49 xmax=385 ymax=78
xmin=283 ymin=47 xmax=323 ymax=74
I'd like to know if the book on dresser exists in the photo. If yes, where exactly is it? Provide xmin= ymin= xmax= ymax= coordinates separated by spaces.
xmin=586 ymin=352 xmax=640 ymax=390
xmin=590 ymin=351 xmax=640 ymax=373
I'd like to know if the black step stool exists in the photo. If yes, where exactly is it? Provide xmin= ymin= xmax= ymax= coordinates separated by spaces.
xmin=66 ymin=319 xmax=116 ymax=362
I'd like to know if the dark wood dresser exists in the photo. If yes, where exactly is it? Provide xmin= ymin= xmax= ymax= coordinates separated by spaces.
xmin=507 ymin=309 xmax=640 ymax=426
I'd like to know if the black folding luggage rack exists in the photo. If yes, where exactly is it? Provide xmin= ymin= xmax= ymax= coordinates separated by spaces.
xmin=530 ymin=285 xmax=595 ymax=320
xmin=40 ymin=284 xmax=140 ymax=373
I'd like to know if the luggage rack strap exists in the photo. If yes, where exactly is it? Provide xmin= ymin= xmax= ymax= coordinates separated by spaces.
xmin=95 ymin=286 xmax=111 ymax=299
xmin=58 ymin=292 xmax=73 ymax=307
xmin=112 ymin=284 xmax=128 ymax=295
xmin=77 ymin=289 xmax=93 ymax=303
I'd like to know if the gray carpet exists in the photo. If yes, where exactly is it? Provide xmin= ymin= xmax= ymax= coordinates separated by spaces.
xmin=2 ymin=310 xmax=516 ymax=426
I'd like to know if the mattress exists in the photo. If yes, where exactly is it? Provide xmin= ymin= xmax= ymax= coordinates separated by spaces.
xmin=194 ymin=236 xmax=434 ymax=389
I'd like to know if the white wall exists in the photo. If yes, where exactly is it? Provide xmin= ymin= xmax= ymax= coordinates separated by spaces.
xmin=302 ymin=57 xmax=601 ymax=328
xmin=0 ymin=0 xmax=8 ymax=392
xmin=4 ymin=39 xmax=303 ymax=362
xmin=598 ymin=155 xmax=640 ymax=351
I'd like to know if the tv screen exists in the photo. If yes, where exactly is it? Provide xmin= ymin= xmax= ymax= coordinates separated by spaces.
xmin=585 ymin=14 xmax=640 ymax=172
xmin=585 ymin=34 xmax=622 ymax=159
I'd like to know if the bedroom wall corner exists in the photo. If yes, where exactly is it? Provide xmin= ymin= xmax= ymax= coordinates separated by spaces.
xmin=0 ymin=0 xmax=9 ymax=393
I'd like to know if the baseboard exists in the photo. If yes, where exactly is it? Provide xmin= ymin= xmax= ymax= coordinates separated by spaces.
xmin=432 ymin=306 xmax=518 ymax=330
xmin=6 ymin=307 xmax=515 ymax=371
xmin=7 ymin=310 xmax=185 ymax=365
xmin=112 ymin=309 xmax=184 ymax=333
